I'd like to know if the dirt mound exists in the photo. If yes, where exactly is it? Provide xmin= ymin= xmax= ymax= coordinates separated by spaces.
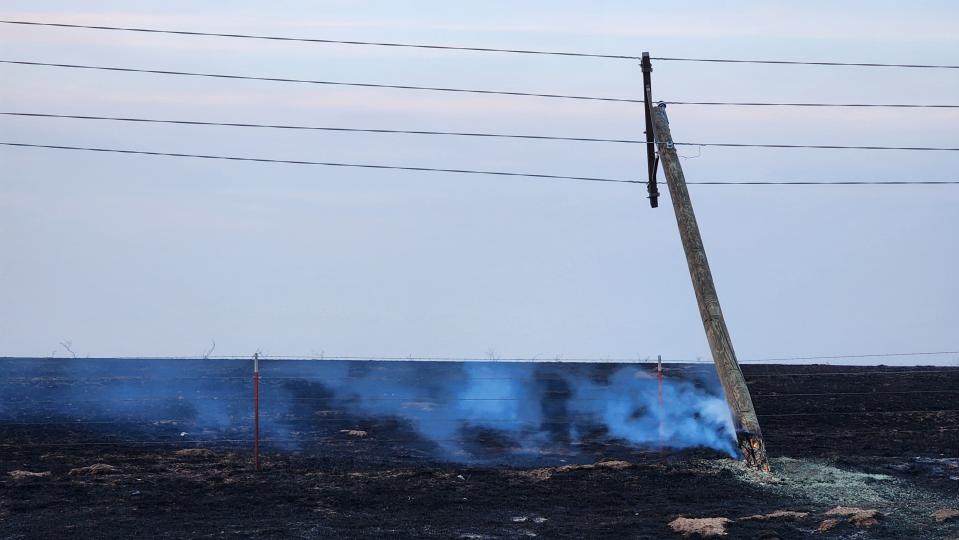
xmin=68 ymin=464 xmax=118 ymax=476
xmin=174 ymin=448 xmax=216 ymax=458
xmin=816 ymin=518 xmax=842 ymax=533
xmin=8 ymin=470 xmax=51 ymax=480
xmin=931 ymin=509 xmax=959 ymax=523
xmin=668 ymin=516 xmax=732 ymax=537
xmin=821 ymin=506 xmax=882 ymax=529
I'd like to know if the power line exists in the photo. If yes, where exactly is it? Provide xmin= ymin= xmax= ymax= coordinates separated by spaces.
xmin=0 ymin=142 xmax=640 ymax=184
xmin=757 ymin=409 xmax=959 ymax=417
xmin=6 ymin=142 xmax=959 ymax=186
xmin=6 ymin=112 xmax=959 ymax=152
xmin=0 ymin=60 xmax=642 ymax=103
xmin=744 ymin=369 xmax=957 ymax=378
xmin=2 ymin=354 xmax=957 ymax=363
xmin=0 ymin=19 xmax=638 ymax=60
xmin=4 ymin=350 xmax=957 ymax=363
xmin=6 ymin=409 xmax=957 ymax=426
xmin=3 ymin=370 xmax=954 ymax=384
xmin=4 ymin=21 xmax=957 ymax=70
xmin=683 ymin=180 xmax=959 ymax=185
xmin=4 ymin=428 xmax=957 ymax=450
xmin=6 ymin=60 xmax=955 ymax=108
xmin=665 ymin=100 xmax=959 ymax=109
xmin=751 ymin=389 xmax=959 ymax=397
xmin=743 ymin=350 xmax=959 ymax=363
xmin=5 ymin=388 xmax=957 ymax=405
xmin=0 ymin=112 xmax=645 ymax=145
xmin=652 ymin=56 xmax=959 ymax=70
xmin=0 ymin=396 xmax=679 ymax=404
xmin=668 ymin=141 xmax=959 ymax=152
xmin=3 ymin=428 xmax=957 ymax=449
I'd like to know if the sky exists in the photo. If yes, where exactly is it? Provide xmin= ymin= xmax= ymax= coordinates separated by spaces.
xmin=1 ymin=1 xmax=957 ymax=364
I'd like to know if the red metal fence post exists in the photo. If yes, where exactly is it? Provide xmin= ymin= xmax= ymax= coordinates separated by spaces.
xmin=253 ymin=352 xmax=260 ymax=471
xmin=657 ymin=355 xmax=664 ymax=453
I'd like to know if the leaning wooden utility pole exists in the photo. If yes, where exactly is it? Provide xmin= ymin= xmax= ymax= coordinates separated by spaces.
xmin=642 ymin=53 xmax=769 ymax=471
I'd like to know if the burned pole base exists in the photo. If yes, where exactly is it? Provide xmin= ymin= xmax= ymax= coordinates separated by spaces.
xmin=737 ymin=431 xmax=770 ymax=472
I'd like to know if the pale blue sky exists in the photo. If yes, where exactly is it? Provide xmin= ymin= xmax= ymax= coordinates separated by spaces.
xmin=1 ymin=1 xmax=957 ymax=363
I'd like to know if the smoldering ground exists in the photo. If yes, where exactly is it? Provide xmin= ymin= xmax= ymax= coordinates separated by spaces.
xmin=5 ymin=365 xmax=959 ymax=539
xmin=0 ymin=359 xmax=737 ymax=464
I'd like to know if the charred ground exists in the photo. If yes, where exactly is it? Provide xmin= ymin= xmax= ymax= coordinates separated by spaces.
xmin=1 ymin=363 xmax=957 ymax=539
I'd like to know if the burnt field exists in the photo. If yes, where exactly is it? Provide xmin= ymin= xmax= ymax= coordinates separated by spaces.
xmin=1 ymin=360 xmax=957 ymax=539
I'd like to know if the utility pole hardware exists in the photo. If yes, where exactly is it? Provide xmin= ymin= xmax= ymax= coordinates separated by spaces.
xmin=641 ymin=52 xmax=659 ymax=208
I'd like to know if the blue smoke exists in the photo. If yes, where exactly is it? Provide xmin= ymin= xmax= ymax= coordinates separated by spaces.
xmin=0 ymin=359 xmax=737 ymax=462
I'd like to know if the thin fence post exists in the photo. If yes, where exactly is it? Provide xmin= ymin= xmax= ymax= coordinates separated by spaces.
xmin=657 ymin=354 xmax=664 ymax=452
xmin=253 ymin=352 xmax=260 ymax=471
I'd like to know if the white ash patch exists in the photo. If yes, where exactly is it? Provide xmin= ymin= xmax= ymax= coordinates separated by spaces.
xmin=702 ymin=457 xmax=959 ymax=532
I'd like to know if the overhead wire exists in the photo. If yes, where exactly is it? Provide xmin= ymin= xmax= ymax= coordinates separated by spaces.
xmin=2 ymin=428 xmax=957 ymax=449
xmin=5 ymin=409 xmax=957 ymax=425
xmin=757 ymin=409 xmax=959 ymax=417
xmin=679 ymin=180 xmax=959 ymax=185
xmin=0 ymin=112 xmax=646 ymax=145
xmin=0 ymin=20 xmax=639 ymax=60
xmin=0 ymin=142 xmax=641 ymax=184
xmin=4 ymin=61 xmax=957 ymax=108
xmin=3 ymin=350 xmax=957 ymax=363
xmin=4 ymin=387 xmax=958 ymax=405
xmin=741 ymin=350 xmax=959 ymax=363
xmin=664 ymin=100 xmax=959 ymax=109
xmin=3 ymin=20 xmax=958 ymax=69
xmin=5 ymin=112 xmax=959 ymax=152
xmin=651 ymin=56 xmax=959 ymax=69
xmin=0 ymin=60 xmax=643 ymax=103
xmin=5 ymin=142 xmax=959 ymax=186
xmin=743 ymin=369 xmax=958 ymax=377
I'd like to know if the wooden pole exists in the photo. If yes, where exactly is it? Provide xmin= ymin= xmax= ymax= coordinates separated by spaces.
xmin=649 ymin=102 xmax=770 ymax=471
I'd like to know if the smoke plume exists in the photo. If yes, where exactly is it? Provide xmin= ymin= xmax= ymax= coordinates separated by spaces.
xmin=1 ymin=359 xmax=737 ymax=463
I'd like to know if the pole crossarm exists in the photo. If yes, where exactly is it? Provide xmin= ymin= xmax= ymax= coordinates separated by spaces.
xmin=641 ymin=52 xmax=659 ymax=207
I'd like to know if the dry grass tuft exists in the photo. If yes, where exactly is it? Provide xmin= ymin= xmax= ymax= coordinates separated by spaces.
xmin=8 ymin=470 xmax=51 ymax=480
xmin=174 ymin=448 xmax=216 ymax=458
xmin=68 ymin=464 xmax=118 ymax=476
xmin=931 ymin=509 xmax=959 ymax=523
xmin=824 ymin=506 xmax=882 ymax=528
xmin=668 ymin=516 xmax=732 ymax=537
